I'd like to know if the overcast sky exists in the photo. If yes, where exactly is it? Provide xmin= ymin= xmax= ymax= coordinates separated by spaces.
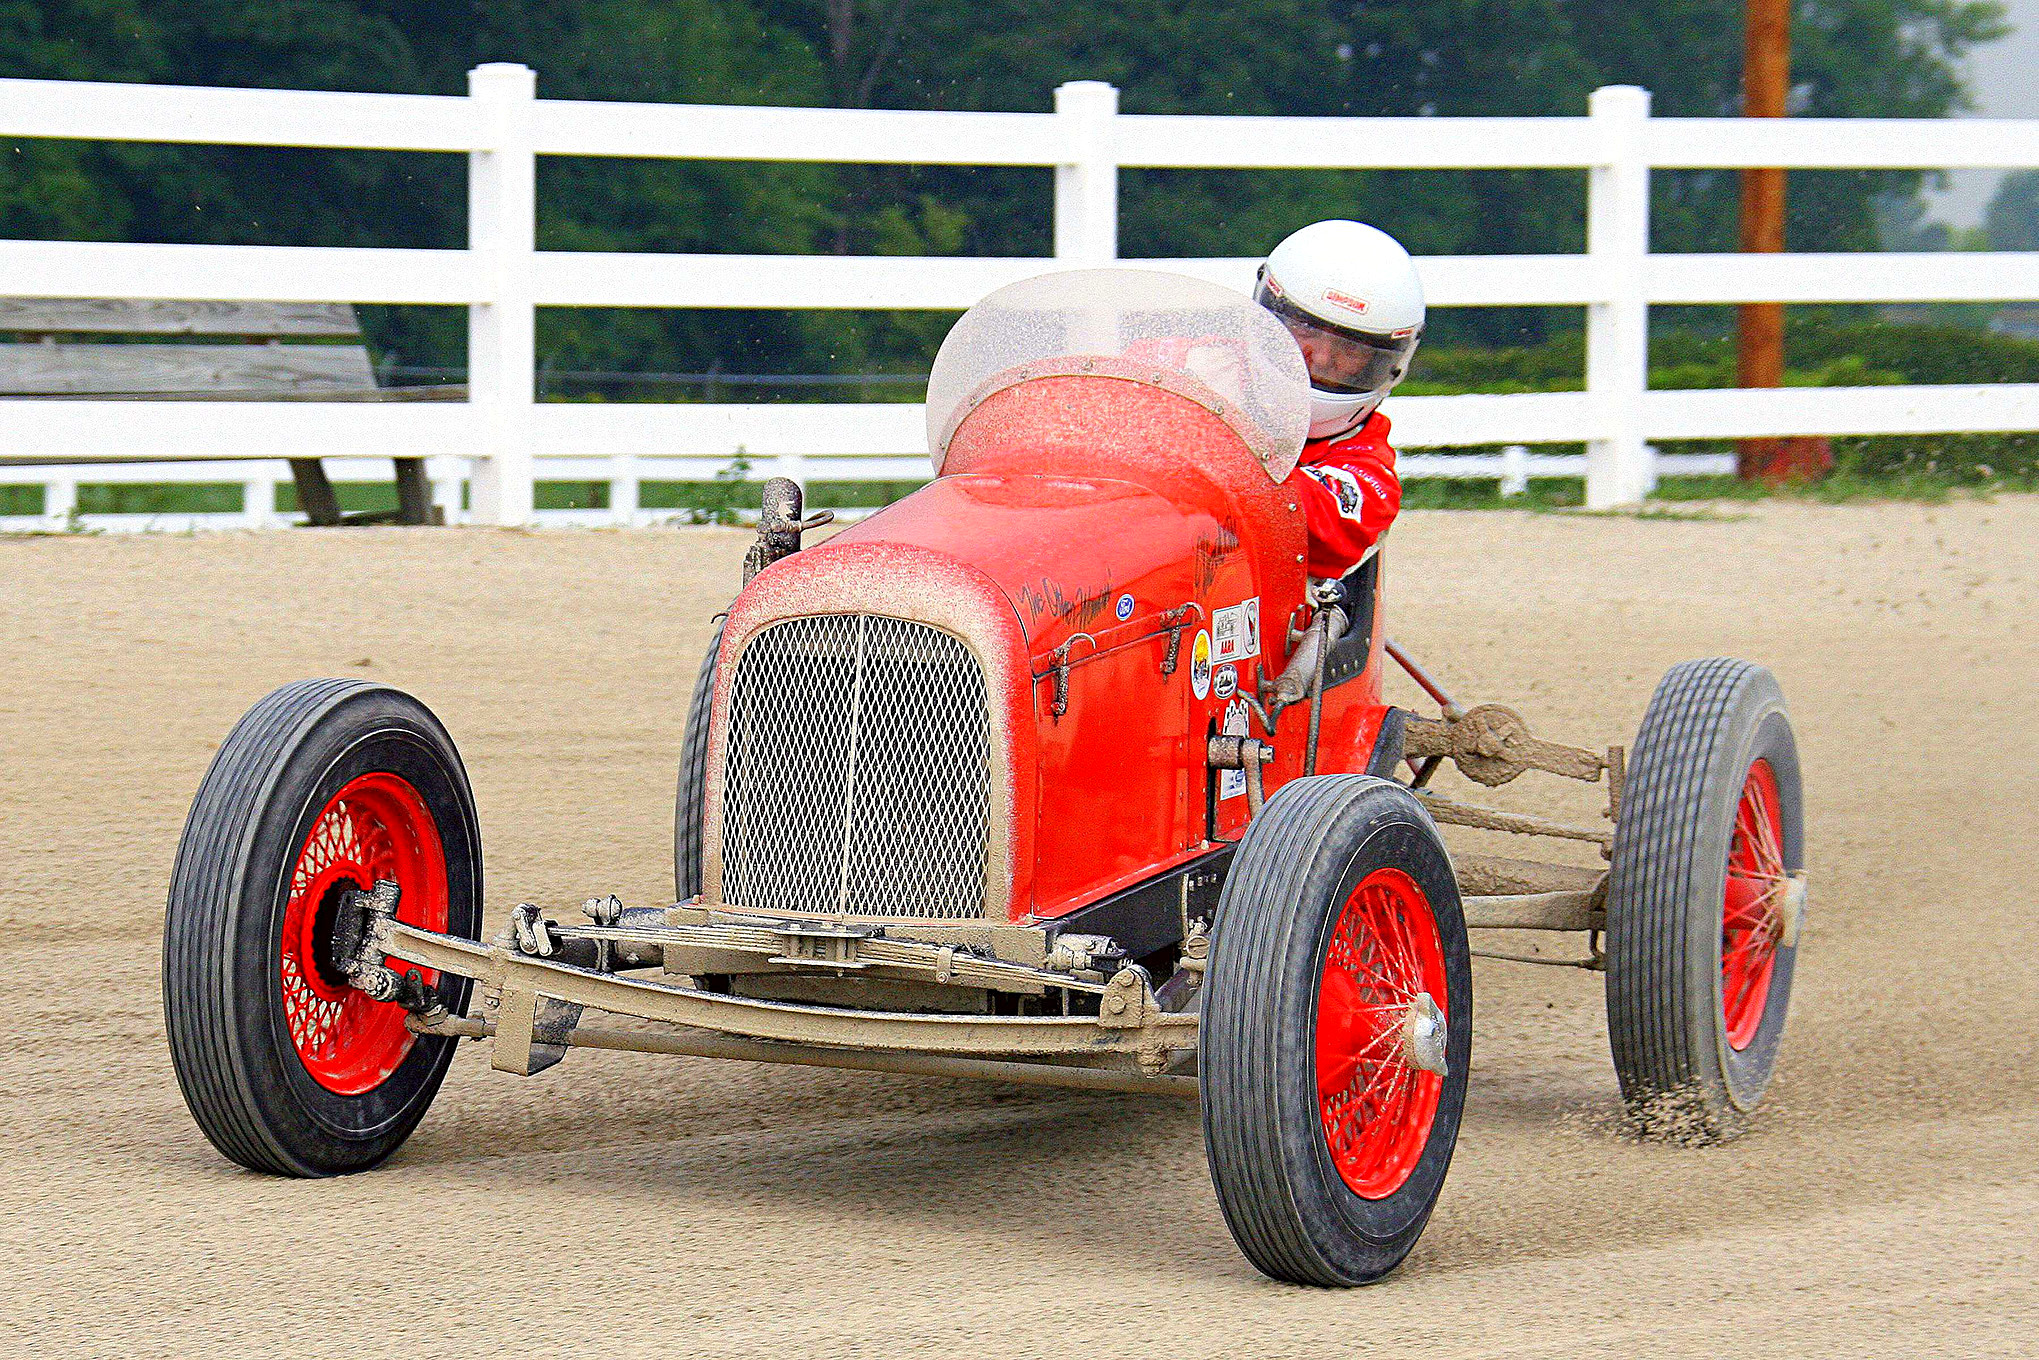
xmin=1922 ymin=0 xmax=2039 ymax=227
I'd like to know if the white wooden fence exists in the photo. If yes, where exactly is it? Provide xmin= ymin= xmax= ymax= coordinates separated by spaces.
xmin=3 ymin=68 xmax=2038 ymax=530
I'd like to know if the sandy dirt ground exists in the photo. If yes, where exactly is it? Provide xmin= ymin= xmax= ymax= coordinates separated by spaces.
xmin=4 ymin=499 xmax=2037 ymax=1358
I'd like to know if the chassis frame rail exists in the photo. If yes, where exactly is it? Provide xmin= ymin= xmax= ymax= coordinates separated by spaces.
xmin=417 ymin=1014 xmax=1200 ymax=1097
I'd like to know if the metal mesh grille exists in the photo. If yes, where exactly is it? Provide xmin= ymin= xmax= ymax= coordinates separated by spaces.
xmin=720 ymin=615 xmax=992 ymax=919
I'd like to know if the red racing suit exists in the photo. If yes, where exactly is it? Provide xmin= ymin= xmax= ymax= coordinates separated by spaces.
xmin=1286 ymin=411 xmax=1401 ymax=578
xmin=1115 ymin=334 xmax=1400 ymax=576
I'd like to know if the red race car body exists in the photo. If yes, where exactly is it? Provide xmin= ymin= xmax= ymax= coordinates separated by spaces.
xmin=702 ymin=270 xmax=1395 ymax=933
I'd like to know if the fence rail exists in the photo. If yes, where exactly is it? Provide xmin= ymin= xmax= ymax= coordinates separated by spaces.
xmin=3 ymin=68 xmax=2038 ymax=530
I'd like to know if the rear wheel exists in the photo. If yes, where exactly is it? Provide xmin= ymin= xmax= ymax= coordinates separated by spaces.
xmin=163 ymin=680 xmax=482 ymax=1176
xmin=1202 ymin=775 xmax=1471 ymax=1286
xmin=673 ymin=619 xmax=724 ymax=902
xmin=1606 ymin=658 xmax=1804 ymax=1138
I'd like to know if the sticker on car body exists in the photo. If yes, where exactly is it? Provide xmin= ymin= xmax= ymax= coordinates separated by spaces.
xmin=1190 ymin=630 xmax=1212 ymax=700
xmin=1213 ymin=664 xmax=1237 ymax=699
xmin=1219 ymin=698 xmax=1251 ymax=799
xmin=1211 ymin=597 xmax=1260 ymax=664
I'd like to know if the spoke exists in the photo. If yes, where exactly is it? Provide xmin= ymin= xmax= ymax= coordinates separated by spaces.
xmin=1321 ymin=960 xmax=1365 ymax=1020
xmin=1383 ymin=893 xmax=1421 ymax=987
xmin=1730 ymin=805 xmax=1761 ymax=875
xmin=1745 ymin=778 xmax=1785 ymax=877
xmin=1332 ymin=1026 xmax=1405 ymax=1096
xmin=1363 ymin=1062 xmax=1416 ymax=1131
xmin=1344 ymin=951 xmax=1407 ymax=995
xmin=1348 ymin=1020 xmax=1404 ymax=1067
xmin=1367 ymin=891 xmax=1415 ymax=993
xmin=1723 ymin=876 xmax=1776 ymax=930
xmin=1356 ymin=1052 xmax=1410 ymax=1109
xmin=1321 ymin=1002 xmax=1403 ymax=1098
xmin=1326 ymin=970 xmax=1415 ymax=1021
xmin=1727 ymin=956 xmax=1767 ymax=1016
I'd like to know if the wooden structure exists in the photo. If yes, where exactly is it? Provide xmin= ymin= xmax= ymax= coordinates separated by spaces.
xmin=0 ymin=298 xmax=438 ymax=524
xmin=1737 ymin=0 xmax=1830 ymax=483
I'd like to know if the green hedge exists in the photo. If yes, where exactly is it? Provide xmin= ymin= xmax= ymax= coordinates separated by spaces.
xmin=1405 ymin=320 xmax=2039 ymax=488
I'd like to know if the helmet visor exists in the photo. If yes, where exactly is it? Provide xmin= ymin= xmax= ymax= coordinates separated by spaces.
xmin=1255 ymin=279 xmax=1421 ymax=395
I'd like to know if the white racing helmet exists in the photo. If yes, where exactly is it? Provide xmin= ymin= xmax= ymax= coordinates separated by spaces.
xmin=1255 ymin=220 xmax=1425 ymax=440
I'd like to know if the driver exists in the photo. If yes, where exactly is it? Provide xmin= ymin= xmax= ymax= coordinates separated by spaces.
xmin=1255 ymin=220 xmax=1425 ymax=579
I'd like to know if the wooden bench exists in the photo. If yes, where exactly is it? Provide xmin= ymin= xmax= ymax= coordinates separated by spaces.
xmin=0 ymin=298 xmax=444 ymax=525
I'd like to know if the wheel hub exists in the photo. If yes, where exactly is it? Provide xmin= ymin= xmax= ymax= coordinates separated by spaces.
xmin=306 ymin=876 xmax=366 ymax=995
xmin=1398 ymin=992 xmax=1449 ymax=1076
xmin=278 ymin=773 xmax=449 ymax=1094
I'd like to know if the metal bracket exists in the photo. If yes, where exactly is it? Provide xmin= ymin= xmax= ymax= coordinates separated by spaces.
xmin=509 ymin=902 xmax=556 ymax=957
xmin=1157 ymin=602 xmax=1201 ymax=676
xmin=332 ymin=878 xmax=398 ymax=980
xmin=766 ymin=922 xmax=875 ymax=970
xmin=1098 ymin=965 xmax=1156 ymax=1029
xmin=582 ymin=894 xmax=623 ymax=972
xmin=1048 ymin=633 xmax=1096 ymax=720
xmin=490 ymin=993 xmax=583 ymax=1076
xmin=1403 ymin=705 xmax=1609 ymax=788
xmin=1206 ymin=732 xmax=1272 ymax=816
xmin=742 ymin=477 xmax=835 ymax=585
xmin=336 ymin=878 xmax=445 ymax=1021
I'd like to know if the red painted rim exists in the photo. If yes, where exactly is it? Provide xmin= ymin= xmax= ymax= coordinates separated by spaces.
xmin=1722 ymin=758 xmax=1787 ymax=1050
xmin=1315 ymin=866 xmax=1449 ymax=1200
xmin=278 ymin=772 xmax=448 ymax=1095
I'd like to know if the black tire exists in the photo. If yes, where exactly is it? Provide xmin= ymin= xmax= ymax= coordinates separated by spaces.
xmin=673 ymin=618 xmax=724 ymax=902
xmin=1201 ymin=775 xmax=1473 ymax=1287
xmin=162 ymin=680 xmax=482 ymax=1177
xmin=1605 ymin=658 xmax=1803 ymax=1138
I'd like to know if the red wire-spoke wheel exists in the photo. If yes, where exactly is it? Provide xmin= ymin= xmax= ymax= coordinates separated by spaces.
xmin=1721 ymin=759 xmax=1787 ymax=1050
xmin=1203 ymin=775 xmax=1471 ymax=1288
xmin=164 ymin=681 xmax=482 ymax=1177
xmin=1606 ymin=659 xmax=1804 ymax=1140
xmin=279 ymin=773 xmax=449 ymax=1094
xmin=1315 ymin=868 xmax=1448 ymax=1199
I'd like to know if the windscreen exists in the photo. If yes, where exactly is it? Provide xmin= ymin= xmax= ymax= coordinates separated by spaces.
xmin=925 ymin=268 xmax=1312 ymax=482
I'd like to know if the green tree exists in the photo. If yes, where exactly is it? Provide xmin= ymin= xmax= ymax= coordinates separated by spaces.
xmin=1985 ymin=169 xmax=2039 ymax=252
xmin=0 ymin=0 xmax=2011 ymax=373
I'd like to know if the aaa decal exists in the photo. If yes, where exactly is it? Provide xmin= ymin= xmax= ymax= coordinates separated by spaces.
xmin=1211 ymin=597 xmax=1261 ymax=664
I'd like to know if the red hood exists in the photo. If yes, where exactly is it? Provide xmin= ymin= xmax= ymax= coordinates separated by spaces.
xmin=826 ymin=473 xmax=1204 ymax=661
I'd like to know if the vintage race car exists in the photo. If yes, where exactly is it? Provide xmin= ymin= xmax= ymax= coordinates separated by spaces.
xmin=162 ymin=269 xmax=1806 ymax=1287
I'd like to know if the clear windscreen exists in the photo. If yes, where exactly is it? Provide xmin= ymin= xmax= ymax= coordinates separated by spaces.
xmin=925 ymin=268 xmax=1312 ymax=482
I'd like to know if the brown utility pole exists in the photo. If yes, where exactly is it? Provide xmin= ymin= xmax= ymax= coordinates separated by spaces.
xmin=1738 ymin=0 xmax=1829 ymax=482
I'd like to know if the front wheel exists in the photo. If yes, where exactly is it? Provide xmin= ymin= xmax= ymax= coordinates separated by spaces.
xmin=673 ymin=619 xmax=724 ymax=903
xmin=1201 ymin=775 xmax=1472 ymax=1286
xmin=162 ymin=680 xmax=482 ymax=1176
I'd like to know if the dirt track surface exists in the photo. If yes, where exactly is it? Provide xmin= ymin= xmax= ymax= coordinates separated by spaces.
xmin=5 ymin=500 xmax=2037 ymax=1357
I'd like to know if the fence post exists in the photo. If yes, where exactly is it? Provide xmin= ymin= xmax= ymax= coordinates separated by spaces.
xmin=774 ymin=449 xmax=808 ymax=505
xmin=1054 ymin=81 xmax=1120 ymax=266
xmin=1585 ymin=85 xmax=1653 ymax=509
xmin=466 ymin=62 xmax=538 ymax=527
xmin=427 ymin=455 xmax=464 ymax=525
xmin=243 ymin=470 xmax=276 ymax=528
xmin=43 ymin=475 xmax=76 ymax=530
xmin=1499 ymin=444 xmax=1530 ymax=498
xmin=611 ymin=452 xmax=640 ymax=526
